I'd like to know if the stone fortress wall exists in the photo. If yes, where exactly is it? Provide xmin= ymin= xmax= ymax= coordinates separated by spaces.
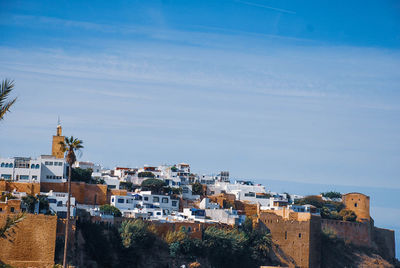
xmin=0 ymin=214 xmax=57 ymax=268
xmin=258 ymin=209 xmax=321 ymax=268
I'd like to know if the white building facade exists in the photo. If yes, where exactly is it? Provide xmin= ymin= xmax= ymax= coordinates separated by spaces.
xmin=0 ymin=155 xmax=67 ymax=183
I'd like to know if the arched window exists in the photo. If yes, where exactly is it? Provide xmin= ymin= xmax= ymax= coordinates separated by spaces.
xmin=9 ymin=163 xmax=13 ymax=168
xmin=354 ymin=203 xmax=358 ymax=207
xmin=1 ymin=163 xmax=4 ymax=167
xmin=31 ymin=164 xmax=35 ymax=169
xmin=36 ymin=164 xmax=40 ymax=169
xmin=5 ymin=163 xmax=9 ymax=168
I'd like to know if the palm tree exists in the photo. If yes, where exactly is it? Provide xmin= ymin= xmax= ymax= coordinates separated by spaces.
xmin=59 ymin=136 xmax=83 ymax=268
xmin=0 ymin=79 xmax=17 ymax=121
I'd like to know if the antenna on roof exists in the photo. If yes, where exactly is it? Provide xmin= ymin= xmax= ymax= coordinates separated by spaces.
xmin=57 ymin=116 xmax=61 ymax=126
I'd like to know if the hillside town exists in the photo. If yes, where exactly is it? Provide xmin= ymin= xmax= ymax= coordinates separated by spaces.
xmin=0 ymin=124 xmax=397 ymax=268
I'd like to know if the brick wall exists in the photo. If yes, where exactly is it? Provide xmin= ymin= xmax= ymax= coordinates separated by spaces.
xmin=0 ymin=214 xmax=57 ymax=268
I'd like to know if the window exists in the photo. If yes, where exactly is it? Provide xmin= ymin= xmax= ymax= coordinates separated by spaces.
xmin=354 ymin=203 xmax=358 ymax=207
xmin=35 ymin=164 xmax=40 ymax=169
xmin=57 ymin=201 xmax=63 ymax=207
xmin=144 ymin=197 xmax=148 ymax=201
xmin=111 ymin=198 xmax=114 ymax=202
xmin=10 ymin=207 xmax=15 ymax=212
xmin=153 ymin=197 xmax=159 ymax=202
xmin=5 ymin=163 xmax=9 ymax=168
xmin=126 ymin=199 xmax=133 ymax=204
xmin=48 ymin=199 xmax=57 ymax=203
xmin=31 ymin=164 xmax=35 ymax=169
xmin=0 ymin=163 xmax=4 ymax=167
xmin=162 ymin=197 xmax=168 ymax=203
xmin=299 ymin=233 xmax=302 ymax=238
xmin=285 ymin=231 xmax=287 ymax=240
xmin=182 ymin=187 xmax=189 ymax=193
xmin=1 ymin=174 xmax=11 ymax=179
xmin=244 ymin=192 xmax=255 ymax=197
xmin=118 ymin=199 xmax=124 ymax=204
xmin=156 ymin=212 xmax=161 ymax=215
xmin=9 ymin=163 xmax=13 ymax=168
xmin=172 ymin=201 xmax=177 ymax=207
xmin=20 ymin=175 xmax=29 ymax=180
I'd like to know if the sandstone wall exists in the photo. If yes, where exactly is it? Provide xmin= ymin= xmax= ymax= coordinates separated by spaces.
xmin=258 ymin=211 xmax=321 ymax=268
xmin=0 ymin=181 xmax=40 ymax=195
xmin=342 ymin=193 xmax=370 ymax=222
xmin=373 ymin=226 xmax=396 ymax=260
xmin=0 ymin=199 xmax=21 ymax=213
xmin=0 ymin=214 xmax=57 ymax=268
xmin=234 ymin=200 xmax=258 ymax=217
xmin=321 ymin=219 xmax=371 ymax=247
xmin=41 ymin=181 xmax=127 ymax=205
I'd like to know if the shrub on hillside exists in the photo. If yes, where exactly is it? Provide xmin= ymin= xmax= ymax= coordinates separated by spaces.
xmin=191 ymin=182 xmax=204 ymax=196
xmin=141 ymin=178 xmax=166 ymax=194
xmin=119 ymin=219 xmax=155 ymax=249
xmin=99 ymin=204 xmax=122 ymax=217
xmin=339 ymin=209 xmax=357 ymax=222
xmin=321 ymin=191 xmax=342 ymax=199
xmin=138 ymin=171 xmax=155 ymax=178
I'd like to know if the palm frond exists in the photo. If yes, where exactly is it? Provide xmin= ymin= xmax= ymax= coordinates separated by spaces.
xmin=0 ymin=213 xmax=25 ymax=239
xmin=0 ymin=79 xmax=17 ymax=121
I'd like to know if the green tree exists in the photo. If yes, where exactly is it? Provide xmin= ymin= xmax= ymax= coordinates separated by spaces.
xmin=141 ymin=178 xmax=166 ymax=194
xmin=137 ymin=171 xmax=155 ymax=178
xmin=203 ymin=226 xmax=249 ymax=267
xmin=71 ymin=167 xmax=92 ymax=183
xmin=120 ymin=181 xmax=133 ymax=191
xmin=296 ymin=195 xmax=325 ymax=208
xmin=339 ymin=209 xmax=357 ymax=222
xmin=99 ymin=204 xmax=122 ymax=217
xmin=191 ymin=182 xmax=204 ymax=196
xmin=242 ymin=217 xmax=253 ymax=234
xmin=321 ymin=191 xmax=342 ymax=199
xmin=22 ymin=195 xmax=37 ymax=213
xmin=0 ymin=79 xmax=17 ymax=121
xmin=37 ymin=195 xmax=49 ymax=213
xmin=59 ymin=136 xmax=83 ymax=268
xmin=119 ymin=219 xmax=155 ymax=249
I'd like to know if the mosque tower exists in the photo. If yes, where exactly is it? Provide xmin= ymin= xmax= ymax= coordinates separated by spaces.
xmin=51 ymin=117 xmax=65 ymax=159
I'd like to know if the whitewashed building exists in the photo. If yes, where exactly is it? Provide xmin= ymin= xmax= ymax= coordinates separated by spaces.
xmin=110 ymin=191 xmax=179 ymax=215
xmin=42 ymin=191 xmax=76 ymax=218
xmin=0 ymin=155 xmax=67 ymax=183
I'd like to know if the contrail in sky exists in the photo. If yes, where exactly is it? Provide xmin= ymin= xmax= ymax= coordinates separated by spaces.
xmin=235 ymin=0 xmax=296 ymax=14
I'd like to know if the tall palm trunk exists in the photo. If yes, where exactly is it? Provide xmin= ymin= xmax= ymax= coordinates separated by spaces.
xmin=63 ymin=164 xmax=72 ymax=268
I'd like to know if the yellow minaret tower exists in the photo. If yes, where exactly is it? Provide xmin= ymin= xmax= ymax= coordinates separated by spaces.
xmin=52 ymin=118 xmax=65 ymax=159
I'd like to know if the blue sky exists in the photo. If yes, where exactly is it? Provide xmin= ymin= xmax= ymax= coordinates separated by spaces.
xmin=1 ymin=0 xmax=400 ymax=255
